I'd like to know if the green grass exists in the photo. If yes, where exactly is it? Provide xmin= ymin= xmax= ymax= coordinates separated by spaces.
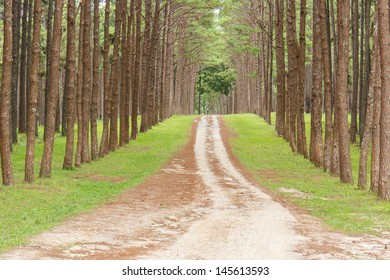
xmin=0 ymin=116 xmax=196 ymax=252
xmin=223 ymin=114 xmax=390 ymax=235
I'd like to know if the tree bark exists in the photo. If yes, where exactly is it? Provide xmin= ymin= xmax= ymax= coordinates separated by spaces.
xmin=350 ymin=0 xmax=359 ymax=144
xmin=358 ymin=29 xmax=378 ymax=190
xmin=81 ymin=0 xmax=92 ymax=163
xmin=310 ymin=0 xmax=324 ymax=168
xmin=43 ymin=0 xmax=54 ymax=139
xmin=286 ymin=0 xmax=298 ymax=153
xmin=120 ymin=0 xmax=129 ymax=147
xmin=335 ymin=0 xmax=353 ymax=183
xmin=25 ymin=0 xmax=42 ymax=182
xmin=11 ymin=0 xmax=21 ymax=144
xmin=131 ymin=0 xmax=142 ymax=140
xmin=0 ymin=0 xmax=15 ymax=186
xmin=109 ymin=0 xmax=125 ymax=151
xmin=63 ymin=0 xmax=77 ymax=170
xmin=322 ymin=0 xmax=333 ymax=172
xmin=377 ymin=0 xmax=390 ymax=200
xmin=275 ymin=0 xmax=285 ymax=138
xmin=75 ymin=1 xmax=84 ymax=167
xmin=39 ymin=0 xmax=64 ymax=178
xmin=18 ymin=0 xmax=29 ymax=134
xmin=297 ymin=0 xmax=308 ymax=159
xmin=99 ymin=0 xmax=111 ymax=157
xmin=91 ymin=0 xmax=100 ymax=160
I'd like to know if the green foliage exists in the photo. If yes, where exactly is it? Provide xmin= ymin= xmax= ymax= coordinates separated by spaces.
xmin=195 ymin=63 xmax=236 ymax=114
xmin=0 ymin=116 xmax=196 ymax=252
xmin=224 ymin=114 xmax=390 ymax=235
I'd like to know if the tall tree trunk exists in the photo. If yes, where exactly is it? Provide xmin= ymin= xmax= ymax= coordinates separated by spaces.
xmin=297 ymin=0 xmax=308 ymax=159
xmin=25 ymin=0 xmax=33 ymax=130
xmin=350 ymin=0 xmax=359 ymax=143
xmin=91 ymin=0 xmax=100 ymax=160
xmin=322 ymin=0 xmax=333 ymax=172
xmin=18 ymin=0 xmax=29 ymax=134
xmin=335 ymin=0 xmax=353 ymax=183
xmin=44 ymin=0 xmax=54 ymax=139
xmin=11 ymin=0 xmax=21 ymax=144
xmin=310 ymin=0 xmax=324 ymax=168
xmin=358 ymin=29 xmax=378 ymax=190
xmin=81 ymin=0 xmax=92 ymax=163
xmin=145 ymin=0 xmax=161 ymax=131
xmin=377 ymin=0 xmax=390 ymax=200
xmin=131 ymin=0 xmax=142 ymax=140
xmin=124 ymin=0 xmax=135 ymax=144
xmin=120 ymin=0 xmax=128 ymax=147
xmin=75 ymin=1 xmax=84 ymax=167
xmin=63 ymin=0 xmax=77 ymax=169
xmin=0 ymin=0 xmax=15 ymax=186
xmin=275 ymin=0 xmax=285 ymax=138
xmin=99 ymin=0 xmax=111 ymax=157
xmin=109 ymin=0 xmax=125 ymax=151
xmin=286 ymin=0 xmax=298 ymax=153
xmin=140 ymin=0 xmax=152 ymax=133
xmin=25 ymin=0 xmax=42 ymax=182
xmin=39 ymin=0 xmax=64 ymax=178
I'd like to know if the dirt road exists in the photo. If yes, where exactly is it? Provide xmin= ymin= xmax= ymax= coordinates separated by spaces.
xmin=1 ymin=116 xmax=389 ymax=260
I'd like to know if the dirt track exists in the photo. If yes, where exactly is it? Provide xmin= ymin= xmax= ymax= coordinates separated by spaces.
xmin=1 ymin=116 xmax=389 ymax=260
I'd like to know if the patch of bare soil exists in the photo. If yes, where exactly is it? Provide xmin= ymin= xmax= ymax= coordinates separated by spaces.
xmin=1 ymin=116 xmax=389 ymax=260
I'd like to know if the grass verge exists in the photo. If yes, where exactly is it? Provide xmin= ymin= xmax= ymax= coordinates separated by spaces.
xmin=0 ymin=116 xmax=196 ymax=253
xmin=223 ymin=114 xmax=390 ymax=235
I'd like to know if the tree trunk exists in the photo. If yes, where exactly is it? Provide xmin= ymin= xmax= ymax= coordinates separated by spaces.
xmin=75 ymin=1 xmax=84 ymax=167
xmin=124 ymin=0 xmax=135 ymax=144
xmin=81 ymin=0 xmax=92 ymax=163
xmin=131 ymin=0 xmax=142 ymax=140
xmin=297 ymin=0 xmax=308 ymax=159
xmin=140 ymin=0 xmax=152 ymax=133
xmin=350 ymin=0 xmax=359 ymax=144
xmin=44 ymin=0 xmax=54 ymax=139
xmin=120 ymin=0 xmax=128 ymax=147
xmin=91 ymin=0 xmax=100 ymax=160
xmin=99 ymin=0 xmax=111 ymax=157
xmin=335 ymin=0 xmax=353 ymax=183
xmin=358 ymin=29 xmax=378 ymax=190
xmin=286 ymin=0 xmax=298 ymax=153
xmin=18 ymin=0 xmax=29 ymax=134
xmin=0 ymin=0 xmax=15 ymax=186
xmin=377 ymin=0 xmax=390 ymax=200
xmin=310 ymin=0 xmax=324 ymax=168
xmin=275 ymin=0 xmax=285 ymax=138
xmin=11 ymin=0 xmax=21 ymax=144
xmin=322 ymin=0 xmax=333 ymax=172
xmin=25 ymin=0 xmax=42 ymax=182
xmin=39 ymin=0 xmax=64 ymax=178
xmin=63 ymin=0 xmax=77 ymax=170
xmin=109 ymin=0 xmax=125 ymax=151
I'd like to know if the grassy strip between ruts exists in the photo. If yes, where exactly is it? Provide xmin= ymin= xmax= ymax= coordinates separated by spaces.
xmin=0 ymin=116 xmax=196 ymax=253
xmin=223 ymin=114 xmax=390 ymax=236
